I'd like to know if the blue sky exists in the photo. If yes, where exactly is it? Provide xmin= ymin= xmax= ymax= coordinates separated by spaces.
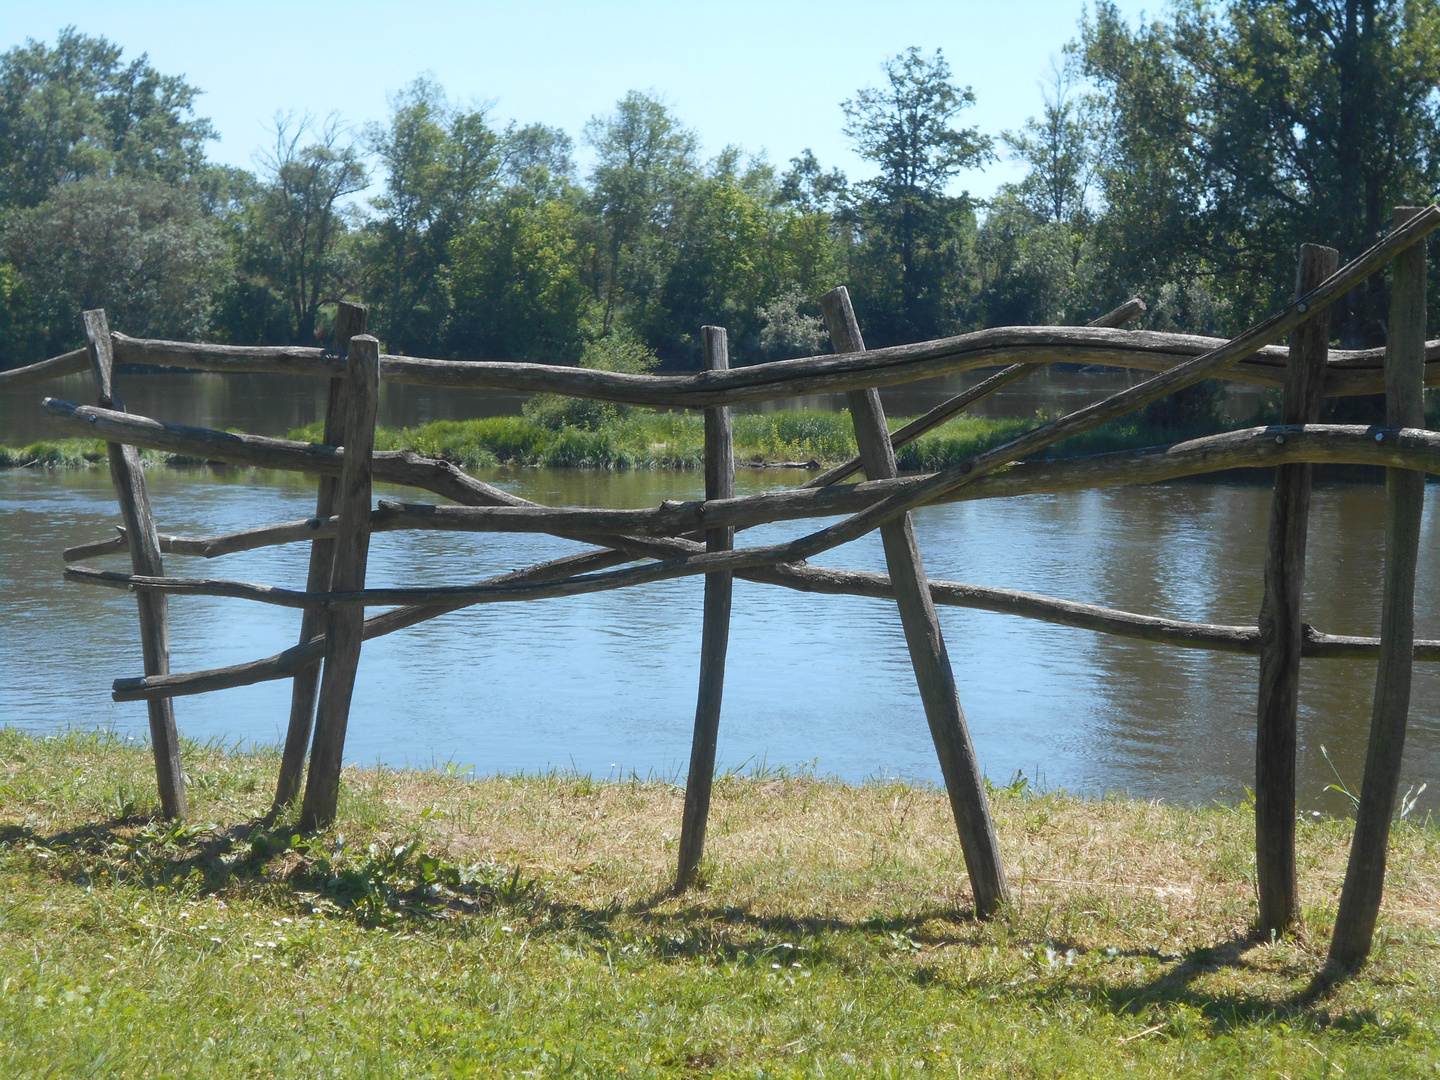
xmin=2 ymin=1 xmax=1153 ymax=199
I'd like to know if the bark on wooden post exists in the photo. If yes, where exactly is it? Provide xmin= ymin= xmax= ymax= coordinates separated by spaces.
xmin=1255 ymin=243 xmax=1338 ymax=937
xmin=820 ymin=286 xmax=1009 ymax=918
xmin=299 ymin=334 xmax=381 ymax=831
xmin=83 ymin=309 xmax=188 ymax=820
xmin=1328 ymin=209 xmax=1429 ymax=970
xmin=274 ymin=301 xmax=368 ymax=810
xmin=675 ymin=325 xmax=735 ymax=889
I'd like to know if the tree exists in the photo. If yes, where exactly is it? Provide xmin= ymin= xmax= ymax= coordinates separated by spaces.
xmin=445 ymin=191 xmax=593 ymax=363
xmin=3 ymin=174 xmax=225 ymax=351
xmin=0 ymin=27 xmax=215 ymax=210
xmin=842 ymin=47 xmax=994 ymax=343
xmin=1002 ymin=62 xmax=1093 ymax=226
xmin=227 ymin=115 xmax=365 ymax=345
xmin=777 ymin=149 xmax=848 ymax=216
xmin=583 ymin=91 xmax=698 ymax=336
xmin=367 ymin=78 xmax=500 ymax=354
xmin=1080 ymin=0 xmax=1440 ymax=342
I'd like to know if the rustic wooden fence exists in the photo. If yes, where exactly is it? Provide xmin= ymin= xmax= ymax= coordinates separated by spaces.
xmin=7 ymin=205 xmax=1440 ymax=974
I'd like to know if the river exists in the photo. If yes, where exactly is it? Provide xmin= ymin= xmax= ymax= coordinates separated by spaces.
xmin=1 ymin=371 xmax=1435 ymax=813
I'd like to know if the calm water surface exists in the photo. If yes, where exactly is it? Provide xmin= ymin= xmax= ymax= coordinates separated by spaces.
xmin=2 ymin=463 xmax=1437 ymax=812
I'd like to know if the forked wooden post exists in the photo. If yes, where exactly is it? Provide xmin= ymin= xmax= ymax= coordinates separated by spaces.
xmin=675 ymin=325 xmax=735 ymax=890
xmin=1254 ymin=242 xmax=1338 ymax=937
xmin=82 ymin=309 xmax=188 ymax=820
xmin=1329 ymin=209 xmax=1429 ymax=970
xmin=298 ymin=334 xmax=381 ymax=831
xmin=274 ymin=301 xmax=368 ymax=810
xmin=820 ymin=287 xmax=1009 ymax=918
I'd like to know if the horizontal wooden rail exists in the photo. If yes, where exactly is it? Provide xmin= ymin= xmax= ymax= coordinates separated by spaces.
xmin=0 ymin=347 xmax=89 ymax=389
xmin=98 ymin=553 xmax=1440 ymax=704
xmin=9 ymin=325 xmax=1440 ymax=403
xmin=58 ymin=424 xmax=1440 ymax=563
xmin=41 ymin=397 xmax=527 ymax=506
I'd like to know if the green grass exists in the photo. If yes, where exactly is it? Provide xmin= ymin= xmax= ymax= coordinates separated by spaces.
xmin=0 ymin=408 xmax=1238 ymax=473
xmin=0 ymin=438 xmax=224 ymax=469
xmin=2 ymin=728 xmax=1437 ymax=1077
xmin=272 ymin=409 xmax=1230 ymax=473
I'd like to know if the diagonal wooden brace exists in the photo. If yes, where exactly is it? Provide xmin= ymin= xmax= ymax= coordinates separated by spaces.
xmin=820 ymin=287 xmax=1008 ymax=918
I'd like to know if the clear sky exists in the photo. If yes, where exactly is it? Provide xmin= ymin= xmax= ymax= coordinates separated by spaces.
xmin=1 ymin=1 xmax=1152 ymax=199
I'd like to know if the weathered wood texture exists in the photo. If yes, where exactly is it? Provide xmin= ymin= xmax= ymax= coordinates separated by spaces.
xmin=107 ymin=548 xmax=633 ymax=700
xmin=299 ymin=335 xmax=381 ymax=831
xmin=1329 ymin=209 xmax=1430 ymax=971
xmin=48 ymin=411 xmax=1440 ymax=550
xmin=83 ymin=309 xmax=187 ymax=820
xmin=677 ymin=326 xmax=735 ymax=890
xmin=0 ymin=347 xmax=89 ymax=388
xmin=824 ymin=286 xmax=1009 ymax=918
xmin=1255 ymin=243 xmax=1338 ymax=937
xmin=4 ymin=309 xmax=1425 ymax=401
xmin=804 ymin=298 xmax=1146 ymax=489
xmin=79 ymin=545 xmax=1440 ymax=705
xmin=275 ymin=302 xmax=367 ymax=811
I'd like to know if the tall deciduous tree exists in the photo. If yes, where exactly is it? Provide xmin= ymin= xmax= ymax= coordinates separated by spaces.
xmin=367 ymin=77 xmax=500 ymax=354
xmin=3 ymin=175 xmax=225 ymax=350
xmin=584 ymin=91 xmax=698 ymax=336
xmin=1081 ymin=0 xmax=1440 ymax=342
xmin=843 ymin=47 xmax=993 ymax=344
xmin=230 ymin=114 xmax=365 ymax=345
xmin=0 ymin=26 xmax=216 ymax=210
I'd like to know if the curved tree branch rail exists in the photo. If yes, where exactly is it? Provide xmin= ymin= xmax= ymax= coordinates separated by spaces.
xmin=12 ymin=205 xmax=1439 ymax=973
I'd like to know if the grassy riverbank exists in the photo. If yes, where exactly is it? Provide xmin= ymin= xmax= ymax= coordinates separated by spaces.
xmin=0 ymin=409 xmax=1230 ymax=472
xmin=1 ymin=729 xmax=1436 ymax=1077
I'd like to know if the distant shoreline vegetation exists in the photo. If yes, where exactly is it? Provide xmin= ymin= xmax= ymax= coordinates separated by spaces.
xmin=0 ymin=408 xmax=1248 ymax=473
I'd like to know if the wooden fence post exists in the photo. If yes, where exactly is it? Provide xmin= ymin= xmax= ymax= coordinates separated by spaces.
xmin=675 ymin=325 xmax=735 ymax=890
xmin=273 ymin=301 xmax=368 ymax=810
xmin=298 ymin=334 xmax=381 ymax=831
xmin=83 ymin=309 xmax=188 ymax=820
xmin=820 ymin=287 xmax=1009 ymax=918
xmin=1328 ymin=209 xmax=1429 ymax=970
xmin=1254 ymin=242 xmax=1338 ymax=937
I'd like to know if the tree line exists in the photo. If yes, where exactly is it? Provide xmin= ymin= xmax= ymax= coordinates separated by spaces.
xmin=3 ymin=1 xmax=1438 ymax=377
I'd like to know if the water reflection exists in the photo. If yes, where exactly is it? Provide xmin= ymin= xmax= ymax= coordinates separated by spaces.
xmin=2 ymin=467 xmax=1435 ymax=812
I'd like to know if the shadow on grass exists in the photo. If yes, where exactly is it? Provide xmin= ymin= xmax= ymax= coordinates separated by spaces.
xmin=0 ymin=815 xmax=1389 ymax=1035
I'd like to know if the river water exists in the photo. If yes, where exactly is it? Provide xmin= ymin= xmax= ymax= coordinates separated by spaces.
xmin=1 ymin=372 xmax=1436 ymax=812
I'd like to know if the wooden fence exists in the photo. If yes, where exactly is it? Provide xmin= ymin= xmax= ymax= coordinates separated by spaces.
xmin=7 ymin=205 xmax=1440 ymax=975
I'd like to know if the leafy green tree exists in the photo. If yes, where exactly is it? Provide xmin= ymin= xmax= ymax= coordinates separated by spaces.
xmin=3 ymin=175 xmax=225 ymax=351
xmin=656 ymin=152 xmax=843 ymax=362
xmin=0 ymin=27 xmax=216 ymax=210
xmin=842 ymin=47 xmax=993 ymax=344
xmin=367 ymin=77 xmax=500 ymax=354
xmin=522 ymin=328 xmax=658 ymax=428
xmin=777 ymin=149 xmax=848 ymax=216
xmin=445 ymin=190 xmax=593 ymax=362
xmin=1002 ymin=63 xmax=1093 ymax=227
xmin=221 ymin=115 xmax=364 ymax=345
xmin=583 ymin=92 xmax=698 ymax=336
xmin=1080 ymin=0 xmax=1440 ymax=342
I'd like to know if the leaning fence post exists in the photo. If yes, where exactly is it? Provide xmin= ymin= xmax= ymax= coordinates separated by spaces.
xmin=1328 ymin=209 xmax=1429 ymax=970
xmin=273 ymin=301 xmax=368 ymax=811
xmin=675 ymin=325 xmax=735 ymax=890
xmin=820 ymin=287 xmax=1009 ymax=918
xmin=82 ymin=309 xmax=188 ymax=820
xmin=298 ymin=334 xmax=381 ymax=831
xmin=1254 ymin=242 xmax=1338 ymax=937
